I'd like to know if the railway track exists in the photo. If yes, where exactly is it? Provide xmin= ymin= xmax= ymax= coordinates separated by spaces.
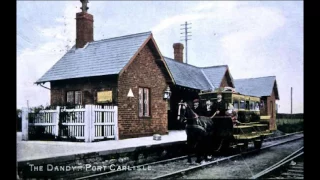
xmin=76 ymin=132 xmax=303 ymax=180
xmin=250 ymin=146 xmax=304 ymax=179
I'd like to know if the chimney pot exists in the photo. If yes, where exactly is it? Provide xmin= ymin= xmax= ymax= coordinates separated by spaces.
xmin=173 ymin=43 xmax=184 ymax=63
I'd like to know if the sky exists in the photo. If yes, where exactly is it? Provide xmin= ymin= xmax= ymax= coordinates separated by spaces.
xmin=17 ymin=1 xmax=303 ymax=114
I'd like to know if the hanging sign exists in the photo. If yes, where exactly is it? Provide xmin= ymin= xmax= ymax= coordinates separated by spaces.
xmin=97 ymin=91 xmax=112 ymax=103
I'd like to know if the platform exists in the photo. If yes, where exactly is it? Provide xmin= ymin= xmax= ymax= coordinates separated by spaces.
xmin=17 ymin=130 xmax=186 ymax=162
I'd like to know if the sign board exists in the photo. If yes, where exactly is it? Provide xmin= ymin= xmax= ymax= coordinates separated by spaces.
xmin=97 ymin=91 xmax=112 ymax=103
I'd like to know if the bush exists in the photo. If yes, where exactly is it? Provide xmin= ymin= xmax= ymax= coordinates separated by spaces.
xmin=26 ymin=104 xmax=85 ymax=142
xmin=277 ymin=121 xmax=303 ymax=133
xmin=28 ymin=126 xmax=56 ymax=141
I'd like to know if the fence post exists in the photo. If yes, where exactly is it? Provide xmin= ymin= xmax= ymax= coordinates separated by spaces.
xmin=84 ymin=105 xmax=91 ymax=142
xmin=21 ymin=107 xmax=29 ymax=140
xmin=54 ymin=106 xmax=60 ymax=137
xmin=114 ymin=106 xmax=119 ymax=140
xmin=90 ymin=105 xmax=95 ymax=142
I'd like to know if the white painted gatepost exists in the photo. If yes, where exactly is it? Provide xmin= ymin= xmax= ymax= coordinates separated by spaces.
xmin=21 ymin=105 xmax=119 ymax=142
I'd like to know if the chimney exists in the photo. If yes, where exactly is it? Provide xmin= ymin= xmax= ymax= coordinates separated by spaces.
xmin=76 ymin=0 xmax=94 ymax=49
xmin=173 ymin=43 xmax=184 ymax=63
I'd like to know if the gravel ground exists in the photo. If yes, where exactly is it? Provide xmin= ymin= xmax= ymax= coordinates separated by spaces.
xmin=179 ymin=139 xmax=304 ymax=179
xmin=88 ymin=133 xmax=303 ymax=179
xmin=268 ymin=130 xmax=286 ymax=137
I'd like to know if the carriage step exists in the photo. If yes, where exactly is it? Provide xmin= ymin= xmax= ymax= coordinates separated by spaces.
xmin=230 ymin=145 xmax=237 ymax=148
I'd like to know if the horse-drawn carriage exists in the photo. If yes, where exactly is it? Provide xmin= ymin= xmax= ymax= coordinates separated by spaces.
xmin=177 ymin=87 xmax=273 ymax=164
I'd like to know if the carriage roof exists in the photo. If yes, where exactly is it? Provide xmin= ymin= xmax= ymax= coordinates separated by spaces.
xmin=198 ymin=87 xmax=261 ymax=102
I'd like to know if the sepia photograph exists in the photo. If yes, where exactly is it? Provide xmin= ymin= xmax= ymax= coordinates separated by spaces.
xmin=17 ymin=1 xmax=303 ymax=179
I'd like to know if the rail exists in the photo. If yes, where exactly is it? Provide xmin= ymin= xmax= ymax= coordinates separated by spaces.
xmin=75 ymin=132 xmax=303 ymax=180
xmin=249 ymin=146 xmax=304 ymax=179
xmin=151 ymin=136 xmax=303 ymax=179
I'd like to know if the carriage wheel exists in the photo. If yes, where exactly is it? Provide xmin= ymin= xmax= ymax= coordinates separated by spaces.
xmin=254 ymin=139 xmax=263 ymax=150
xmin=237 ymin=141 xmax=248 ymax=152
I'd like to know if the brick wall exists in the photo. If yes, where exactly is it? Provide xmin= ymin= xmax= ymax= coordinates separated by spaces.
xmin=50 ymin=75 xmax=118 ymax=106
xmin=117 ymin=43 xmax=168 ymax=139
xmin=259 ymin=90 xmax=277 ymax=131
xmin=220 ymin=70 xmax=234 ymax=88
xmin=267 ymin=90 xmax=277 ymax=130
xmin=260 ymin=97 xmax=268 ymax=116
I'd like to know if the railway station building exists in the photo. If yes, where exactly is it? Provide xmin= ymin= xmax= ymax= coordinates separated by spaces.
xmin=35 ymin=5 xmax=279 ymax=139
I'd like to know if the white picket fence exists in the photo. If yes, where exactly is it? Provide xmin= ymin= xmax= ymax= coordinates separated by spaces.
xmin=21 ymin=105 xmax=118 ymax=142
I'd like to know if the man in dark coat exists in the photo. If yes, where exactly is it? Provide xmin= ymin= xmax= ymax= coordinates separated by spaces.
xmin=204 ymin=100 xmax=214 ymax=117
xmin=192 ymin=99 xmax=205 ymax=116
xmin=211 ymin=92 xmax=227 ymax=117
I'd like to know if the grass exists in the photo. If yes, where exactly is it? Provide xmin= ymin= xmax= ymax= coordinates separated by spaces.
xmin=276 ymin=118 xmax=303 ymax=125
xmin=276 ymin=118 xmax=303 ymax=133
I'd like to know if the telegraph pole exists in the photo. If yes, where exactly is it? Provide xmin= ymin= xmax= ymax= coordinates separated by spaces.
xmin=291 ymin=87 xmax=293 ymax=114
xmin=180 ymin=21 xmax=192 ymax=64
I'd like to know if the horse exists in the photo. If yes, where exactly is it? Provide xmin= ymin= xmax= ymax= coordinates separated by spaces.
xmin=177 ymin=102 xmax=215 ymax=164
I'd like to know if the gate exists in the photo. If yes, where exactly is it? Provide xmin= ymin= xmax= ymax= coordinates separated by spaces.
xmin=21 ymin=105 xmax=118 ymax=142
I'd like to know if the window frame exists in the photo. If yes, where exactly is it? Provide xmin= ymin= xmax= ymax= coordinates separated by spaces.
xmin=66 ymin=90 xmax=83 ymax=105
xmin=239 ymin=99 xmax=246 ymax=110
xmin=255 ymin=102 xmax=260 ymax=111
xmin=138 ymin=87 xmax=151 ymax=118
xmin=233 ymin=99 xmax=239 ymax=110
xmin=249 ymin=101 xmax=255 ymax=111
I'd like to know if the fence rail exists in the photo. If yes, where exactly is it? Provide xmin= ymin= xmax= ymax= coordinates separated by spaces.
xmin=21 ymin=105 xmax=118 ymax=142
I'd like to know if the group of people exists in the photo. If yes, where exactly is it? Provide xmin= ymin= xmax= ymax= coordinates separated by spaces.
xmin=192 ymin=92 xmax=240 ymax=125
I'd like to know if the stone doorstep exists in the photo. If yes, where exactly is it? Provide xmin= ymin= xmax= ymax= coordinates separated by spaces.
xmin=17 ymin=140 xmax=186 ymax=166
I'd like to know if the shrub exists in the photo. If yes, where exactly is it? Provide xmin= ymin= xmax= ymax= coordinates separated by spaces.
xmin=28 ymin=126 xmax=56 ymax=141
xmin=277 ymin=121 xmax=303 ymax=133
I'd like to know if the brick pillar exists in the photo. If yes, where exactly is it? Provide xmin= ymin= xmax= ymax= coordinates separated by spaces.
xmin=76 ymin=12 xmax=94 ymax=48
xmin=173 ymin=43 xmax=184 ymax=63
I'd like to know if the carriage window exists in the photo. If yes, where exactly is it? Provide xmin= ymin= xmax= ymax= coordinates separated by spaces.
xmin=240 ymin=100 xmax=246 ymax=109
xmin=233 ymin=100 xmax=239 ymax=109
xmin=250 ymin=102 xmax=255 ymax=110
xmin=255 ymin=102 xmax=260 ymax=111
xmin=139 ymin=87 xmax=150 ymax=117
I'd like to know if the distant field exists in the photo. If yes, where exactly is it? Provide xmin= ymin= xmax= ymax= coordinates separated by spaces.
xmin=276 ymin=118 xmax=303 ymax=133
xmin=276 ymin=118 xmax=303 ymax=125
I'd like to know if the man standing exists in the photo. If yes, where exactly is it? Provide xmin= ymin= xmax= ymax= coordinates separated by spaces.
xmin=204 ymin=100 xmax=214 ymax=117
xmin=192 ymin=99 xmax=205 ymax=116
xmin=211 ymin=92 xmax=227 ymax=118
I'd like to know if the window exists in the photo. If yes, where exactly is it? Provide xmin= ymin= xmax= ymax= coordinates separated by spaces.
xmin=233 ymin=100 xmax=239 ymax=110
xmin=66 ymin=91 xmax=82 ymax=105
xmin=139 ymin=87 xmax=150 ymax=117
xmin=255 ymin=102 xmax=260 ymax=111
xmin=240 ymin=100 xmax=246 ymax=109
xmin=249 ymin=102 xmax=255 ymax=110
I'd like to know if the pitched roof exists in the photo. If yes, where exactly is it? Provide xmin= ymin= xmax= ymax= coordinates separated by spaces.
xmin=163 ymin=57 xmax=212 ymax=90
xmin=234 ymin=76 xmax=279 ymax=99
xmin=201 ymin=66 xmax=231 ymax=88
xmin=163 ymin=57 xmax=234 ymax=91
xmin=36 ymin=31 xmax=152 ymax=83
